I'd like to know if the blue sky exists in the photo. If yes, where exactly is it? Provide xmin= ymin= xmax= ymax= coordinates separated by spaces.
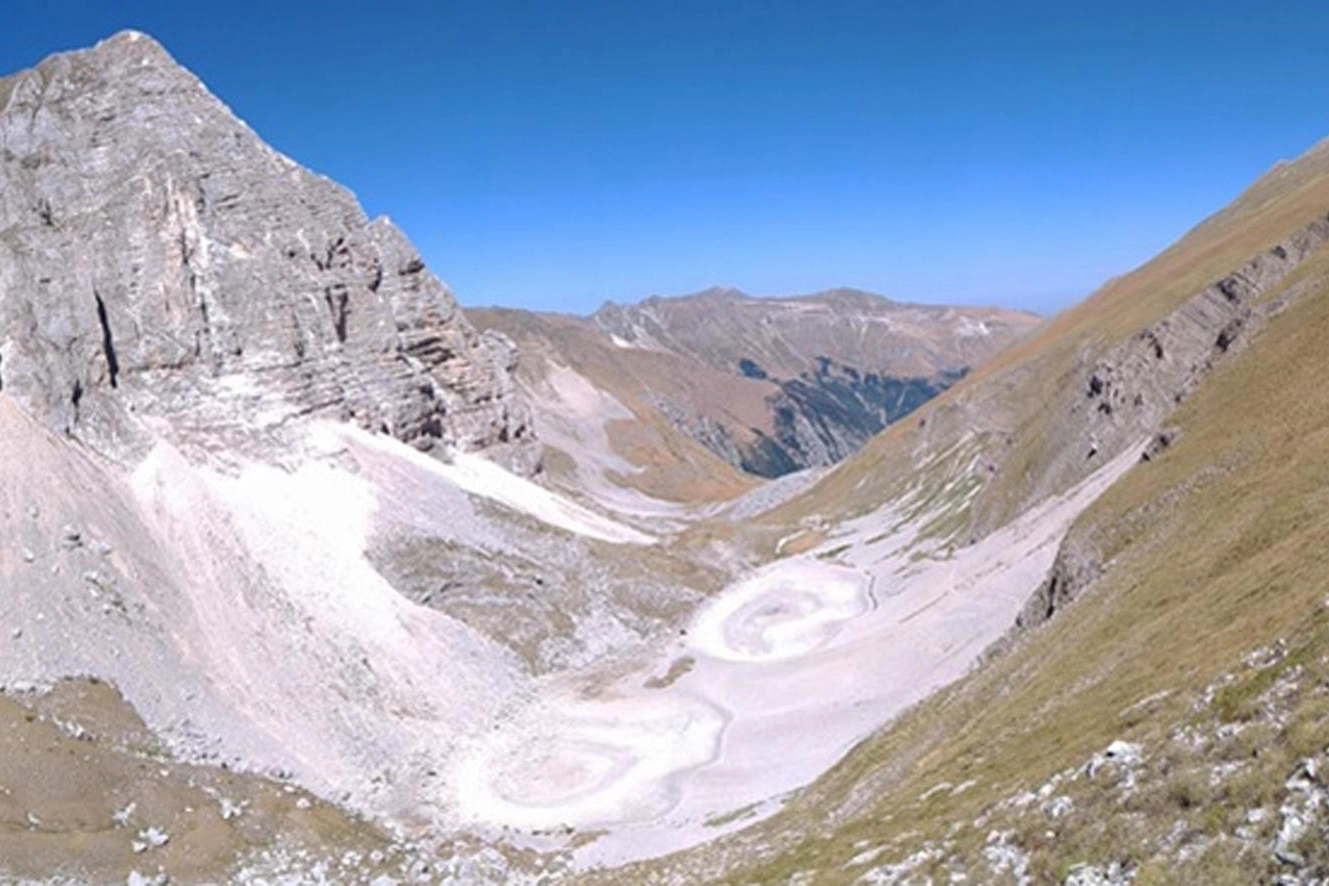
xmin=3 ymin=1 xmax=1329 ymax=315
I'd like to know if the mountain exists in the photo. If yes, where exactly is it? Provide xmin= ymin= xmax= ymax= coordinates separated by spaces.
xmin=601 ymin=131 xmax=1329 ymax=885
xmin=471 ymin=288 xmax=1038 ymax=502
xmin=5 ymin=29 xmax=1329 ymax=886
xmin=0 ymin=33 xmax=728 ymax=880
xmin=1 ymin=31 xmax=545 ymax=476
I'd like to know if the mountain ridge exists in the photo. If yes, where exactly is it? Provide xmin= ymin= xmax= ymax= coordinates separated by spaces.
xmin=472 ymin=285 xmax=1038 ymax=493
xmin=551 ymin=284 xmax=1040 ymax=318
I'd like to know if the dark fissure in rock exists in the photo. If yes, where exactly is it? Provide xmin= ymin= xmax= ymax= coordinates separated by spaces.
xmin=94 ymin=291 xmax=120 ymax=388
xmin=325 ymin=285 xmax=350 ymax=343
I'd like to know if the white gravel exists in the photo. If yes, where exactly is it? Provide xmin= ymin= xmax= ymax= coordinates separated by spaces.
xmin=446 ymin=441 xmax=1146 ymax=867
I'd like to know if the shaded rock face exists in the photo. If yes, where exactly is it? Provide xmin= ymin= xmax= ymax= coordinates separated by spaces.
xmin=0 ymin=31 xmax=537 ymax=470
xmin=660 ymin=357 xmax=969 ymax=478
xmin=1014 ymin=529 xmax=1103 ymax=631
xmin=757 ymin=359 xmax=967 ymax=475
xmin=1031 ymin=210 xmax=1329 ymax=510
xmin=649 ymin=357 xmax=967 ymax=478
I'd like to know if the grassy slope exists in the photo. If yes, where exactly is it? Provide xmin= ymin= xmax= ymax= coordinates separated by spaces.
xmin=765 ymin=139 xmax=1329 ymax=539
xmin=632 ymin=197 xmax=1329 ymax=884
xmin=0 ymin=679 xmax=400 ymax=882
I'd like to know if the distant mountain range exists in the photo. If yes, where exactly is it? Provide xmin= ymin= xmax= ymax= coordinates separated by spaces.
xmin=472 ymin=287 xmax=1039 ymax=495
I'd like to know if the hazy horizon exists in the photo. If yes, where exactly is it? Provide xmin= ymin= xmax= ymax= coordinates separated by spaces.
xmin=466 ymin=282 xmax=1058 ymax=317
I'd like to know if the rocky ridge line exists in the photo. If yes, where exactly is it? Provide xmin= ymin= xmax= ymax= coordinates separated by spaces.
xmin=0 ymin=31 xmax=537 ymax=470
xmin=1016 ymin=209 xmax=1329 ymax=631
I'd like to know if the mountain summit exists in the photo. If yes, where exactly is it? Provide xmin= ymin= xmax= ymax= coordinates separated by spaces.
xmin=0 ymin=30 xmax=537 ymax=470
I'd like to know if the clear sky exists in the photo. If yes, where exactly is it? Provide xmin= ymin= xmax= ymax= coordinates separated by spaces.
xmin=3 ymin=1 xmax=1329 ymax=315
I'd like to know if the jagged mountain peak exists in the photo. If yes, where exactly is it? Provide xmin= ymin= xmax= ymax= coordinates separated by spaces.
xmin=0 ymin=30 xmax=538 ymax=471
xmin=10 ymin=28 xmax=212 ymax=116
xmin=89 ymin=28 xmax=174 ymax=60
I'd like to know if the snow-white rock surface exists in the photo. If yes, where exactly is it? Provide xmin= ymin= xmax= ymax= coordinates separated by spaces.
xmin=446 ymin=440 xmax=1146 ymax=866
xmin=322 ymin=423 xmax=655 ymax=545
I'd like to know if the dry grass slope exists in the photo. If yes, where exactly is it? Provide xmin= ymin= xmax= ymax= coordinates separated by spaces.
xmin=771 ymin=136 xmax=1329 ymax=539
xmin=636 ymin=205 xmax=1329 ymax=884
xmin=0 ymin=680 xmax=397 ymax=882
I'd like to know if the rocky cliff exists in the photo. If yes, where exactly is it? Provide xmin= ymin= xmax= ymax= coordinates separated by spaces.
xmin=1027 ymin=209 xmax=1329 ymax=515
xmin=1010 ymin=209 xmax=1329 ymax=633
xmin=0 ymin=31 xmax=537 ymax=471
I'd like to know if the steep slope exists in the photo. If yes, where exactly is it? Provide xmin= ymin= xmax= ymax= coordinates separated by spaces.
xmin=472 ymin=288 xmax=1037 ymax=502
xmin=590 ymin=134 xmax=1329 ymax=884
xmin=0 ymin=33 xmax=731 ymax=881
xmin=0 ymin=30 xmax=537 ymax=472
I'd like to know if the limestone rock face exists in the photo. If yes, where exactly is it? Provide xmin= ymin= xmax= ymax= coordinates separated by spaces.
xmin=1007 ymin=209 xmax=1329 ymax=635
xmin=0 ymin=31 xmax=537 ymax=471
xmin=1029 ymin=209 xmax=1329 ymax=510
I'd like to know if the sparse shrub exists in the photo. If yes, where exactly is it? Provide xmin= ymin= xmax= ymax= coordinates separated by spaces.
xmin=1211 ymin=682 xmax=1262 ymax=723
xmin=1220 ymin=763 xmax=1277 ymax=811
xmin=1200 ymin=802 xmax=1228 ymax=835
xmin=1177 ymin=837 xmax=1262 ymax=885
xmin=1227 ymin=720 xmax=1279 ymax=761
xmin=1023 ymin=845 xmax=1061 ymax=883
xmin=1284 ymin=707 xmax=1328 ymax=759
xmin=1131 ymin=858 xmax=1174 ymax=886
xmin=1166 ymin=769 xmax=1212 ymax=809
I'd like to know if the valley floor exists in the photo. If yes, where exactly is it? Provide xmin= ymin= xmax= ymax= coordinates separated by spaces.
xmin=441 ymin=441 xmax=1145 ymax=870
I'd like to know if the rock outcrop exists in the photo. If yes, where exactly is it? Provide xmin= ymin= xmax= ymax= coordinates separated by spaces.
xmin=0 ymin=31 xmax=537 ymax=471
xmin=1013 ymin=209 xmax=1329 ymax=633
xmin=1014 ymin=527 xmax=1104 ymax=631
xmin=1037 ymin=210 xmax=1329 ymax=505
